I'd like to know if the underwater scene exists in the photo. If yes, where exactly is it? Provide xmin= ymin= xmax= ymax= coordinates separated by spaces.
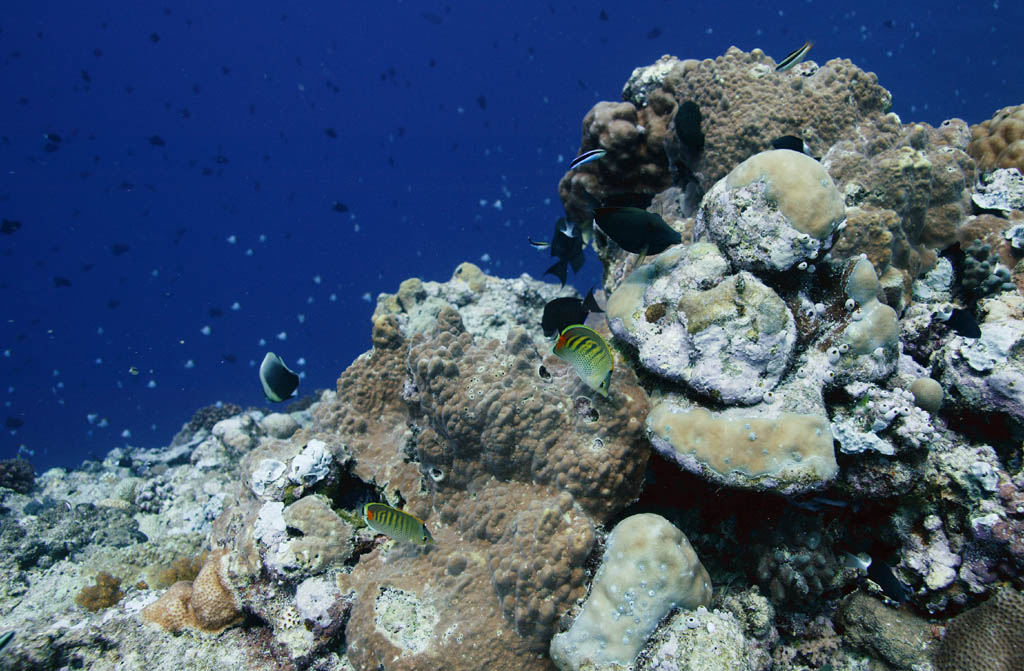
xmin=2 ymin=1 xmax=1024 ymax=669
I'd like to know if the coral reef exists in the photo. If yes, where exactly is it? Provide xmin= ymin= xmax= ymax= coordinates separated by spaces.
xmin=0 ymin=457 xmax=35 ymax=493
xmin=5 ymin=48 xmax=1024 ymax=671
xmin=550 ymin=514 xmax=711 ymax=671
xmin=75 ymin=571 xmax=126 ymax=611
xmin=968 ymin=103 xmax=1024 ymax=175
xmin=934 ymin=587 xmax=1024 ymax=671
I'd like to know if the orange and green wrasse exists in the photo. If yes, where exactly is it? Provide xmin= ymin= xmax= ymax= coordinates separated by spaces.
xmin=775 ymin=40 xmax=813 ymax=72
xmin=553 ymin=324 xmax=613 ymax=397
xmin=363 ymin=502 xmax=434 ymax=545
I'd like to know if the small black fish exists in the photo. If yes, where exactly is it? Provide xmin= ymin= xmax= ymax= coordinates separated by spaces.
xmin=647 ymin=27 xmax=662 ymax=39
xmin=332 ymin=201 xmax=349 ymax=213
xmin=53 ymin=276 xmax=72 ymax=288
xmin=542 ymin=289 xmax=603 ymax=338
xmin=771 ymin=135 xmax=811 ymax=154
xmin=674 ymin=101 xmax=704 ymax=160
xmin=208 ymin=307 xmax=224 ymax=318
xmin=150 ymin=32 xmax=160 ymax=43
xmin=947 ymin=308 xmax=981 ymax=338
xmin=260 ymin=352 xmax=299 ymax=402
xmin=536 ymin=218 xmax=585 ymax=287
xmin=866 ymin=556 xmax=911 ymax=603
xmin=599 ymin=9 xmax=609 ymax=20
xmin=324 ymin=128 xmax=338 ymax=139
xmin=148 ymin=135 xmax=166 ymax=147
xmin=477 ymin=95 xmax=487 ymax=110
xmin=43 ymin=132 xmax=62 ymax=144
xmin=111 ymin=243 xmax=130 ymax=256
xmin=4 ymin=417 xmax=24 ymax=429
xmin=584 ymin=191 xmax=681 ymax=257
xmin=1 ymin=219 xmax=21 ymax=235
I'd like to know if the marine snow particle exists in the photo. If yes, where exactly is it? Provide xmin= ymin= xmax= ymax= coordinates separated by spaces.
xmin=201 ymin=325 xmax=211 ymax=335
xmin=147 ymin=380 xmax=157 ymax=388
xmin=276 ymin=332 xmax=287 ymax=341
xmin=226 ymin=235 xmax=237 ymax=244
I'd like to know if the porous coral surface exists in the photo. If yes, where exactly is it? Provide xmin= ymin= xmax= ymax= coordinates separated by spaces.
xmin=4 ymin=48 xmax=1024 ymax=671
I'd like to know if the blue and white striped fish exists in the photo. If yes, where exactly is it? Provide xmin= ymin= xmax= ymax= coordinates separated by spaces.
xmin=775 ymin=40 xmax=813 ymax=72
xmin=568 ymin=148 xmax=607 ymax=170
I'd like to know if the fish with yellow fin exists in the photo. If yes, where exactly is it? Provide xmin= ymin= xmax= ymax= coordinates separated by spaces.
xmin=553 ymin=324 xmax=613 ymax=397
xmin=363 ymin=502 xmax=434 ymax=545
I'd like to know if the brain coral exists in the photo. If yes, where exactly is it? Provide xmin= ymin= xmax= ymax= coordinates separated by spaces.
xmin=968 ymin=104 xmax=1024 ymax=175
xmin=935 ymin=587 xmax=1024 ymax=671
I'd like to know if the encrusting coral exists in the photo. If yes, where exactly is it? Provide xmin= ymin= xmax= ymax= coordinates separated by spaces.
xmin=934 ymin=587 xmax=1024 ymax=671
xmin=968 ymin=103 xmax=1024 ymax=175
xmin=74 ymin=571 xmax=126 ymax=612
xmin=141 ymin=548 xmax=241 ymax=633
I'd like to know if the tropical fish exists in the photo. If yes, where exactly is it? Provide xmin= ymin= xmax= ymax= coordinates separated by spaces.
xmin=0 ymin=630 xmax=12 ymax=654
xmin=946 ymin=308 xmax=981 ymax=339
xmin=771 ymin=135 xmax=812 ymax=155
xmin=363 ymin=502 xmax=434 ymax=545
xmin=259 ymin=352 xmax=299 ymax=403
xmin=775 ymin=40 xmax=813 ymax=72
xmin=553 ymin=324 xmax=613 ymax=397
xmin=568 ymin=148 xmax=607 ymax=170
xmin=674 ymin=101 xmax=704 ymax=160
xmin=583 ymin=191 xmax=681 ymax=261
xmin=840 ymin=550 xmax=911 ymax=603
xmin=531 ymin=217 xmax=585 ymax=286
xmin=542 ymin=289 xmax=603 ymax=338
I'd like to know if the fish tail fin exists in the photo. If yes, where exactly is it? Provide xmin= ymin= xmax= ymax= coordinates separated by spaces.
xmin=545 ymin=258 xmax=569 ymax=287
xmin=583 ymin=287 xmax=603 ymax=314
xmin=569 ymin=250 xmax=585 ymax=273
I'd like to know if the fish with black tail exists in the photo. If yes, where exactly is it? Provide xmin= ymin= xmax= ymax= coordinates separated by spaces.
xmin=583 ymin=191 xmax=681 ymax=262
xmin=542 ymin=289 xmax=603 ymax=338
xmin=259 ymin=352 xmax=299 ymax=402
xmin=530 ymin=217 xmax=585 ymax=286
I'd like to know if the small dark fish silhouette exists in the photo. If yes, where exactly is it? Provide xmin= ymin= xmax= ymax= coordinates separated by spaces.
xmin=111 ymin=243 xmax=130 ymax=256
xmin=53 ymin=277 xmax=72 ymax=288
xmin=542 ymin=289 xmax=603 ymax=338
xmin=324 ymin=128 xmax=338 ymax=139
xmin=947 ymin=308 xmax=981 ymax=338
xmin=148 ymin=135 xmax=166 ymax=146
xmin=1 ymin=219 xmax=22 ymax=235
xmin=332 ymin=201 xmax=349 ymax=213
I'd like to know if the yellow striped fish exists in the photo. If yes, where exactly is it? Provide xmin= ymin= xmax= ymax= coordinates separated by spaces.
xmin=363 ymin=503 xmax=434 ymax=545
xmin=553 ymin=324 xmax=613 ymax=397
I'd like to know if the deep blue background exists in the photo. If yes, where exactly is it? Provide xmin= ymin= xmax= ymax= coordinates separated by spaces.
xmin=2 ymin=1 xmax=1021 ymax=471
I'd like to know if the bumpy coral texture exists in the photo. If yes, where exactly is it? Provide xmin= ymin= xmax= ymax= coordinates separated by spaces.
xmin=141 ymin=548 xmax=242 ymax=633
xmin=631 ymin=48 xmax=891 ymax=191
xmin=968 ymin=104 xmax=1024 ymax=175
xmin=75 ymin=571 xmax=125 ymax=611
xmin=935 ymin=587 xmax=1024 ymax=671
xmin=324 ymin=305 xmax=650 ymax=671
xmin=826 ymin=120 xmax=976 ymax=283
xmin=557 ymin=93 xmax=676 ymax=225
xmin=408 ymin=306 xmax=649 ymax=519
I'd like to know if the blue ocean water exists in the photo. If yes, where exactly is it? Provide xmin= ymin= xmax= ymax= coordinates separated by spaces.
xmin=1 ymin=1 xmax=1020 ymax=472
